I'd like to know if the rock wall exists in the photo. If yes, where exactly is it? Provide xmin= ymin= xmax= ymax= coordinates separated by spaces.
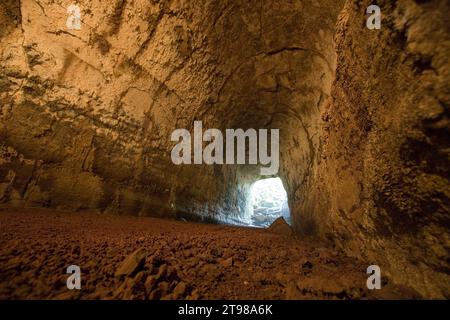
xmin=0 ymin=0 xmax=449 ymax=297
xmin=300 ymin=0 xmax=450 ymax=298
xmin=0 ymin=0 xmax=343 ymax=222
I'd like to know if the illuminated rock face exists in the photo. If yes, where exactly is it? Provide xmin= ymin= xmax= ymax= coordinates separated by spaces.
xmin=0 ymin=0 xmax=449 ymax=298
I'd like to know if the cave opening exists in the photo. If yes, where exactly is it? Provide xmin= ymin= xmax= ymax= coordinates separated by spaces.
xmin=247 ymin=177 xmax=291 ymax=228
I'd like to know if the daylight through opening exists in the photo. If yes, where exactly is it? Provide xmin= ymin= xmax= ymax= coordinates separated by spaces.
xmin=248 ymin=177 xmax=291 ymax=227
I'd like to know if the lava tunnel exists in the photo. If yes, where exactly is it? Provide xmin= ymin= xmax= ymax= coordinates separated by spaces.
xmin=0 ymin=0 xmax=449 ymax=301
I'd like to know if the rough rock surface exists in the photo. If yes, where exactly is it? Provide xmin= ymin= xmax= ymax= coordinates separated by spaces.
xmin=0 ymin=208 xmax=419 ymax=300
xmin=268 ymin=217 xmax=294 ymax=237
xmin=114 ymin=248 xmax=147 ymax=278
xmin=0 ymin=0 xmax=449 ymax=298
xmin=301 ymin=0 xmax=450 ymax=298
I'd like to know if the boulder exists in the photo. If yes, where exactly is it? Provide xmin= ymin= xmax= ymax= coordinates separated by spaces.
xmin=268 ymin=217 xmax=294 ymax=237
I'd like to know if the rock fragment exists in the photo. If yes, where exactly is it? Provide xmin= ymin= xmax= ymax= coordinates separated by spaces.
xmin=173 ymin=281 xmax=187 ymax=298
xmin=218 ymin=257 xmax=233 ymax=268
xmin=115 ymin=248 xmax=147 ymax=278
xmin=268 ymin=217 xmax=294 ymax=237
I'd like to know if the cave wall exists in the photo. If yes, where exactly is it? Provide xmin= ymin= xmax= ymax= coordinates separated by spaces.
xmin=0 ymin=0 xmax=449 ymax=297
xmin=0 ymin=0 xmax=263 ymax=221
xmin=0 ymin=0 xmax=342 ymax=223
xmin=299 ymin=0 xmax=450 ymax=298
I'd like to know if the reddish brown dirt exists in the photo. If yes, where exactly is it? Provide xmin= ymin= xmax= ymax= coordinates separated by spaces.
xmin=0 ymin=207 xmax=418 ymax=300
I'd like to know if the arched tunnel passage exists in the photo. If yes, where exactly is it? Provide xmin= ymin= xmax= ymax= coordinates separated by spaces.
xmin=0 ymin=0 xmax=448 ymax=300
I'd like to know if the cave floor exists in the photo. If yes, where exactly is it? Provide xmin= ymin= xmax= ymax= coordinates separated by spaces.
xmin=0 ymin=207 xmax=416 ymax=300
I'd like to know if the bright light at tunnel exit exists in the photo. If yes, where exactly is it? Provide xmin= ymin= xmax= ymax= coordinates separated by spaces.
xmin=248 ymin=177 xmax=291 ymax=227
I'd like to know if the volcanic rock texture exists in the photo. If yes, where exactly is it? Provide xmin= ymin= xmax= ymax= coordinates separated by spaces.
xmin=0 ymin=0 xmax=449 ymax=298
xmin=0 ymin=207 xmax=419 ymax=300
